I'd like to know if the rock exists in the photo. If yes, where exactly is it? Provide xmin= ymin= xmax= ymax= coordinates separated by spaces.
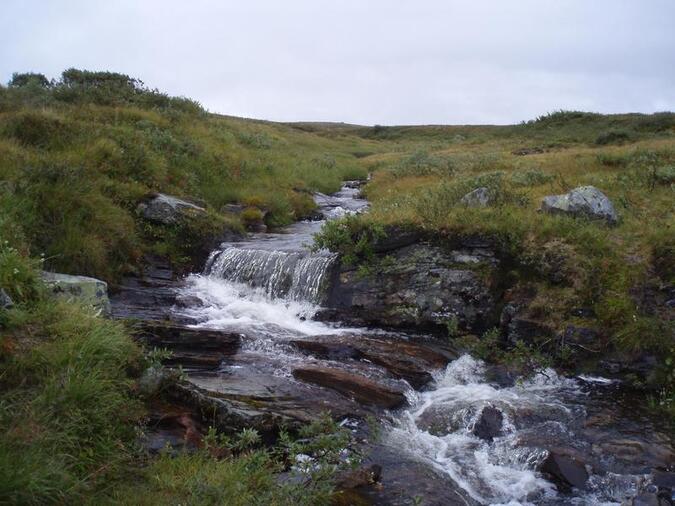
xmin=540 ymin=449 xmax=589 ymax=491
xmin=630 ymin=492 xmax=664 ymax=506
xmin=512 ymin=146 xmax=545 ymax=156
xmin=223 ymin=203 xmax=245 ymax=215
xmin=138 ymin=193 xmax=206 ymax=225
xmin=653 ymin=470 xmax=675 ymax=490
xmin=292 ymin=366 xmax=407 ymax=409
xmin=562 ymin=325 xmax=599 ymax=346
xmin=472 ymin=406 xmax=504 ymax=441
xmin=540 ymin=185 xmax=617 ymax=224
xmin=460 ymin=187 xmax=492 ymax=207
xmin=325 ymin=243 xmax=497 ymax=332
xmin=335 ymin=464 xmax=382 ymax=489
xmin=291 ymin=335 xmax=452 ymax=389
xmin=0 ymin=288 xmax=13 ymax=309
xmin=138 ymin=366 xmax=170 ymax=397
xmin=135 ymin=323 xmax=241 ymax=370
xmin=41 ymin=271 xmax=111 ymax=315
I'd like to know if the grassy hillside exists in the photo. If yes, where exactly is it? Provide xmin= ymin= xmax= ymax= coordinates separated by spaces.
xmin=0 ymin=70 xmax=374 ymax=280
xmin=0 ymin=70 xmax=673 ymax=503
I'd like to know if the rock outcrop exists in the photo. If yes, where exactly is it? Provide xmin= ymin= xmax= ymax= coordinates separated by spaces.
xmin=540 ymin=185 xmax=617 ymax=224
xmin=323 ymin=242 xmax=497 ymax=332
xmin=41 ymin=271 xmax=111 ymax=315
xmin=138 ymin=193 xmax=206 ymax=225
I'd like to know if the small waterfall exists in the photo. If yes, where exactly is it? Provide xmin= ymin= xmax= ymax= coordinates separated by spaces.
xmin=205 ymin=247 xmax=336 ymax=304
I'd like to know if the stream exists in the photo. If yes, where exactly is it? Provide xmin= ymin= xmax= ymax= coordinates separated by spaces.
xmin=167 ymin=183 xmax=672 ymax=505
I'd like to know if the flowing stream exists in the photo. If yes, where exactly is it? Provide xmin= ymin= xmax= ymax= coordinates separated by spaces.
xmin=175 ymin=183 xmax=673 ymax=506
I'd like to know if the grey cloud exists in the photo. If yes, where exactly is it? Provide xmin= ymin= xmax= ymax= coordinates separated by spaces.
xmin=1 ymin=0 xmax=673 ymax=124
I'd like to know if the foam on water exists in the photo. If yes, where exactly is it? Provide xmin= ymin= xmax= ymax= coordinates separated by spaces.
xmin=178 ymin=274 xmax=350 ymax=340
xmin=385 ymin=355 xmax=639 ymax=506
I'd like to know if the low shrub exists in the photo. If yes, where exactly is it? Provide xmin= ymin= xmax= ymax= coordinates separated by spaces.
xmin=595 ymin=129 xmax=632 ymax=145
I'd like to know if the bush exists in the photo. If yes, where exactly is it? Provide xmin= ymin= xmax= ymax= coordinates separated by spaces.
xmin=2 ymin=110 xmax=74 ymax=149
xmin=595 ymin=129 xmax=632 ymax=145
xmin=313 ymin=215 xmax=385 ymax=265
xmin=510 ymin=169 xmax=554 ymax=187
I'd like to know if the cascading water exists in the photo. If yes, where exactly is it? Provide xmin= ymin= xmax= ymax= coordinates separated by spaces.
xmin=174 ymin=182 xmax=672 ymax=506
xmin=205 ymin=247 xmax=336 ymax=303
xmin=178 ymin=183 xmax=368 ymax=338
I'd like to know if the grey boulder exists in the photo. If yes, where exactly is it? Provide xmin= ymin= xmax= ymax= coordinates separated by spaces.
xmin=41 ymin=271 xmax=111 ymax=316
xmin=540 ymin=186 xmax=617 ymax=224
xmin=460 ymin=187 xmax=492 ymax=207
xmin=139 ymin=193 xmax=206 ymax=225
xmin=0 ymin=288 xmax=13 ymax=309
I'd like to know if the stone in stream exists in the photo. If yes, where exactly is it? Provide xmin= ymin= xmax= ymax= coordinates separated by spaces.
xmin=540 ymin=449 xmax=589 ymax=491
xmin=540 ymin=185 xmax=618 ymax=224
xmin=292 ymin=366 xmax=407 ymax=409
xmin=472 ymin=405 xmax=504 ymax=441
xmin=138 ymin=192 xmax=206 ymax=225
xmin=41 ymin=271 xmax=111 ymax=315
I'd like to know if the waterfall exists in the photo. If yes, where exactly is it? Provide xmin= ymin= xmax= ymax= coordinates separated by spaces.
xmin=205 ymin=247 xmax=336 ymax=304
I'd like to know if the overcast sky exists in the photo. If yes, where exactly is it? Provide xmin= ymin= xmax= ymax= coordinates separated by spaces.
xmin=1 ymin=1 xmax=674 ymax=125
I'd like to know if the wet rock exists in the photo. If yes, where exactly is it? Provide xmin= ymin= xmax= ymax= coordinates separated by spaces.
xmin=41 ymin=271 xmax=111 ymax=315
xmin=325 ymin=243 xmax=497 ymax=332
xmin=135 ymin=323 xmax=240 ymax=370
xmin=292 ymin=366 xmax=407 ymax=409
xmin=472 ymin=405 xmax=504 ymax=441
xmin=0 ymin=288 xmax=13 ymax=309
xmin=372 ymin=226 xmax=423 ymax=253
xmin=291 ymin=335 xmax=452 ymax=389
xmin=138 ymin=193 xmax=206 ymax=225
xmin=629 ymin=491 xmax=666 ymax=506
xmin=653 ymin=470 xmax=675 ymax=490
xmin=335 ymin=464 xmax=382 ymax=489
xmin=540 ymin=449 xmax=589 ymax=491
xmin=142 ymin=402 xmax=204 ymax=454
xmin=540 ymin=185 xmax=618 ymax=224
xmin=460 ymin=187 xmax=492 ymax=207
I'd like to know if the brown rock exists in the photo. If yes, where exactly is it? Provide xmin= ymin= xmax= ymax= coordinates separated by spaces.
xmin=292 ymin=366 xmax=407 ymax=409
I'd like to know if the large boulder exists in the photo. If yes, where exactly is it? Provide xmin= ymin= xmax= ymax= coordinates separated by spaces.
xmin=540 ymin=186 xmax=617 ymax=224
xmin=138 ymin=193 xmax=206 ymax=225
xmin=41 ymin=271 xmax=111 ymax=315
xmin=324 ymin=243 xmax=497 ymax=332
xmin=539 ymin=449 xmax=589 ymax=491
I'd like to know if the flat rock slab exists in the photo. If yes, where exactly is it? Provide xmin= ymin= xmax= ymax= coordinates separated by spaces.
xmin=292 ymin=365 xmax=407 ymax=409
xmin=291 ymin=334 xmax=454 ymax=389
xmin=134 ymin=323 xmax=241 ymax=370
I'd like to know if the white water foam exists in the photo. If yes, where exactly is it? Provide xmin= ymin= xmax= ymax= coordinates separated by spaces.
xmin=178 ymin=274 xmax=351 ymax=340
xmin=386 ymin=355 xmax=587 ymax=505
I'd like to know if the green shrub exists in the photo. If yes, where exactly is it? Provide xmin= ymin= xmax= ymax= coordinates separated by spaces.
xmin=313 ymin=215 xmax=385 ymax=266
xmin=0 ymin=241 xmax=41 ymax=303
xmin=2 ymin=110 xmax=74 ymax=149
xmin=595 ymin=129 xmax=632 ymax=145
xmin=240 ymin=207 xmax=264 ymax=227
xmin=510 ymin=169 xmax=554 ymax=187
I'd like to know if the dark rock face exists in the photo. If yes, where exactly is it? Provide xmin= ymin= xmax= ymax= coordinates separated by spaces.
xmin=540 ymin=449 xmax=589 ymax=491
xmin=292 ymin=366 xmax=407 ymax=409
xmin=324 ymin=243 xmax=497 ymax=332
xmin=472 ymin=406 xmax=504 ymax=441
